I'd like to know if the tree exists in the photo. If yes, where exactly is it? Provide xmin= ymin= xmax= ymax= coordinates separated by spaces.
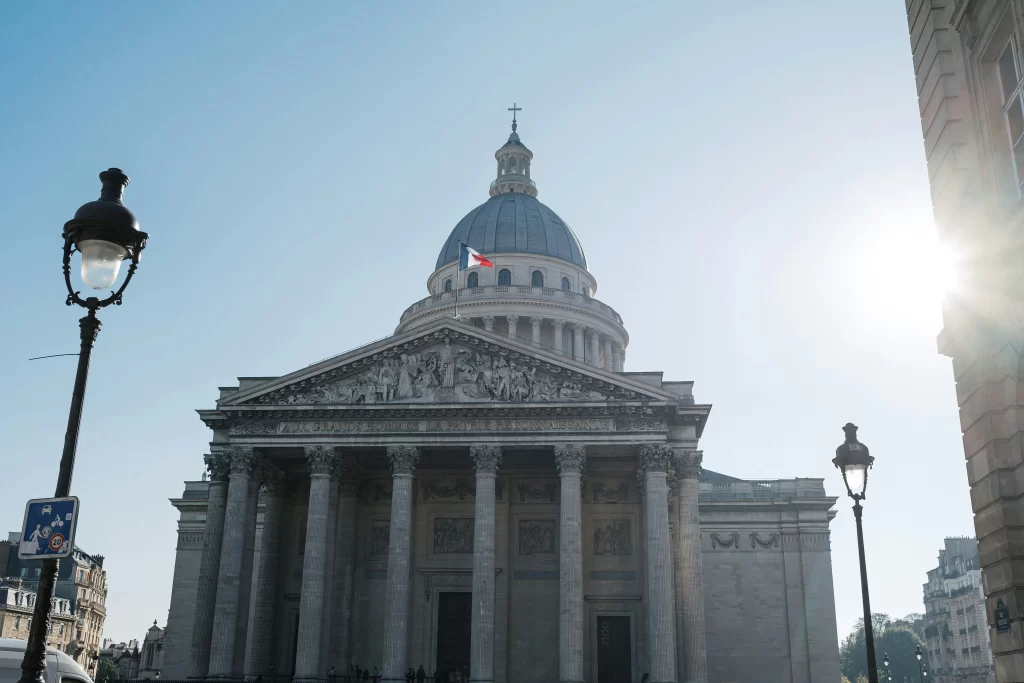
xmin=842 ymin=676 xmax=852 ymax=683
xmin=95 ymin=658 xmax=118 ymax=682
xmin=840 ymin=615 xmax=925 ymax=683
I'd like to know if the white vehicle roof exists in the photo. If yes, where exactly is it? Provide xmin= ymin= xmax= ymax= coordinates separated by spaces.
xmin=0 ymin=638 xmax=92 ymax=682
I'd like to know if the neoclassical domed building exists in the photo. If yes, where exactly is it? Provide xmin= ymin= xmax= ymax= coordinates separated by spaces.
xmin=160 ymin=119 xmax=841 ymax=683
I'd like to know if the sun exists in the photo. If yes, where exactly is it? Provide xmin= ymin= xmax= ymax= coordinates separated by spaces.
xmin=844 ymin=213 xmax=960 ymax=333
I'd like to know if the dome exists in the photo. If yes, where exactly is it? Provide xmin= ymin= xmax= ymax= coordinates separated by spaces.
xmin=435 ymin=193 xmax=588 ymax=270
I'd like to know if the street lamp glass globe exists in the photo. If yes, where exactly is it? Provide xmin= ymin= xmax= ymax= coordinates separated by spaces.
xmin=843 ymin=462 xmax=868 ymax=498
xmin=883 ymin=654 xmax=890 ymax=668
xmin=916 ymin=645 xmax=923 ymax=661
xmin=78 ymin=239 xmax=127 ymax=290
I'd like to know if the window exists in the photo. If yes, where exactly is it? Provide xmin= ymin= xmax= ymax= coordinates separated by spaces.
xmin=78 ymin=570 xmax=84 ymax=582
xmin=467 ymin=271 xmax=479 ymax=288
xmin=20 ymin=568 xmax=27 ymax=578
xmin=59 ymin=624 xmax=64 ymax=635
xmin=531 ymin=270 xmax=544 ymax=287
xmin=498 ymin=269 xmax=512 ymax=286
xmin=444 ymin=278 xmax=453 ymax=292
xmin=14 ymin=616 xmax=20 ymax=630
xmin=999 ymin=37 xmax=1024 ymax=193
xmin=582 ymin=285 xmax=591 ymax=298
xmin=34 ymin=568 xmax=40 ymax=577
xmin=561 ymin=277 xmax=570 ymax=291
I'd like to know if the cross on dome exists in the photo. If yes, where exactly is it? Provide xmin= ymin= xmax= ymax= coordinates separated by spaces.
xmin=508 ymin=102 xmax=522 ymax=132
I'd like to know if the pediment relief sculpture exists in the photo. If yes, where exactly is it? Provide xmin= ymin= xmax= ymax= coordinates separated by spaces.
xmin=242 ymin=337 xmax=640 ymax=406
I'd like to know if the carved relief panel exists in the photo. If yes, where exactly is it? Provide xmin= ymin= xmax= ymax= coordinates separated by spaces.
xmin=370 ymin=520 xmax=390 ymax=556
xmin=518 ymin=520 xmax=557 ymax=556
xmin=433 ymin=518 xmax=474 ymax=554
xmin=589 ymin=479 xmax=631 ymax=504
xmin=593 ymin=520 xmax=632 ymax=556
xmin=517 ymin=479 xmax=558 ymax=503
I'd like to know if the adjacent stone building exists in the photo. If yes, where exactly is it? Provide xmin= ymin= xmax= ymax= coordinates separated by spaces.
xmin=902 ymin=3 xmax=1024 ymax=680
xmin=1 ymin=533 xmax=108 ymax=676
xmin=923 ymin=538 xmax=995 ymax=683
xmin=161 ymin=120 xmax=842 ymax=683
xmin=0 ymin=579 xmax=75 ymax=652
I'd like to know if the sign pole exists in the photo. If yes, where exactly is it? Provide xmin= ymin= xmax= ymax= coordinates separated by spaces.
xmin=19 ymin=310 xmax=100 ymax=683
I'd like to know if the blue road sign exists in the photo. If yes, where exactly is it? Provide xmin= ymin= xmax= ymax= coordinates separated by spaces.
xmin=18 ymin=497 xmax=79 ymax=560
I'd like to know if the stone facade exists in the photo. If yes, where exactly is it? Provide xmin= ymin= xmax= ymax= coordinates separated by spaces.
xmin=923 ymin=539 xmax=996 ymax=683
xmin=902 ymin=2 xmax=1024 ymax=680
xmin=1 ymin=536 xmax=108 ymax=676
xmin=0 ymin=579 xmax=75 ymax=654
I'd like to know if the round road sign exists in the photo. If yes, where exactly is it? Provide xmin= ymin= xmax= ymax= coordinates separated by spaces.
xmin=48 ymin=534 xmax=65 ymax=552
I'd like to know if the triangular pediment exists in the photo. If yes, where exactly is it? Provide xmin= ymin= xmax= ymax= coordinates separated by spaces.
xmin=218 ymin=321 xmax=679 ymax=408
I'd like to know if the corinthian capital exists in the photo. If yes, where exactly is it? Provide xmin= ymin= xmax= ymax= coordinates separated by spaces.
xmin=304 ymin=445 xmax=338 ymax=476
xmin=674 ymin=449 xmax=703 ymax=480
xmin=204 ymin=451 xmax=232 ymax=483
xmin=226 ymin=446 xmax=256 ymax=476
xmin=387 ymin=445 xmax=420 ymax=475
xmin=554 ymin=444 xmax=586 ymax=475
xmin=470 ymin=445 xmax=503 ymax=475
xmin=638 ymin=443 xmax=673 ymax=476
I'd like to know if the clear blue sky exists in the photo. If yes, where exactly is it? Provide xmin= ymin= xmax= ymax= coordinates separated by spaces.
xmin=0 ymin=2 xmax=970 ymax=645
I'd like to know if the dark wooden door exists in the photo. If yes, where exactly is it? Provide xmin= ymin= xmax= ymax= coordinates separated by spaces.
xmin=436 ymin=592 xmax=472 ymax=680
xmin=596 ymin=616 xmax=631 ymax=683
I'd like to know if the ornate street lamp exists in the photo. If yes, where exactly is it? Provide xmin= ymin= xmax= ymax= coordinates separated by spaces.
xmin=883 ymin=652 xmax=892 ymax=682
xmin=834 ymin=423 xmax=878 ymax=683
xmin=18 ymin=169 xmax=147 ymax=683
xmin=915 ymin=644 xmax=924 ymax=683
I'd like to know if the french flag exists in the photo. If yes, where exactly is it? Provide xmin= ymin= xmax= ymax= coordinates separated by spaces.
xmin=459 ymin=243 xmax=494 ymax=269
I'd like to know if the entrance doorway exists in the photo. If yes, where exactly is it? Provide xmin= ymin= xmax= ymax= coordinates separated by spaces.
xmin=435 ymin=592 xmax=472 ymax=680
xmin=596 ymin=616 xmax=631 ymax=683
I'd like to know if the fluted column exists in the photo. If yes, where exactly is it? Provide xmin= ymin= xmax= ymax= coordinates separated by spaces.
xmin=572 ymin=324 xmax=585 ymax=362
xmin=553 ymin=320 xmax=565 ymax=355
xmin=295 ymin=446 xmax=341 ymax=681
xmin=470 ymin=445 xmax=502 ymax=683
xmin=208 ymin=446 xmax=258 ymax=677
xmin=507 ymin=315 xmax=519 ymax=339
xmin=640 ymin=444 xmax=677 ymax=683
xmin=603 ymin=335 xmax=613 ymax=371
xmin=530 ymin=316 xmax=543 ymax=347
xmin=382 ymin=446 xmax=421 ymax=682
xmin=188 ymin=451 xmax=230 ymax=677
xmin=248 ymin=467 xmax=288 ymax=677
xmin=674 ymin=450 xmax=707 ymax=683
xmin=320 ymin=471 xmax=342 ymax=675
xmin=330 ymin=470 xmax=361 ymax=673
xmin=483 ymin=315 xmax=495 ymax=333
xmin=555 ymin=444 xmax=586 ymax=683
xmin=588 ymin=329 xmax=601 ymax=367
xmin=612 ymin=344 xmax=623 ymax=372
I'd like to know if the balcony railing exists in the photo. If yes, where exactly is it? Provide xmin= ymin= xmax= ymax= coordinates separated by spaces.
xmin=698 ymin=479 xmax=828 ymax=500
xmin=399 ymin=285 xmax=624 ymax=327
xmin=490 ymin=177 xmax=536 ymax=189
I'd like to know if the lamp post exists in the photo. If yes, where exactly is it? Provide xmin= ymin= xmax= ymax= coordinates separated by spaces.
xmin=915 ymin=645 xmax=924 ymax=683
xmin=833 ymin=423 xmax=878 ymax=683
xmin=883 ymin=652 xmax=892 ymax=682
xmin=18 ymin=169 xmax=147 ymax=683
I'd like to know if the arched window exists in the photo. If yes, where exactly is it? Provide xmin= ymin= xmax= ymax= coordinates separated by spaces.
xmin=532 ymin=270 xmax=544 ymax=287
xmin=582 ymin=285 xmax=591 ymax=298
xmin=498 ymin=269 xmax=512 ymax=286
xmin=561 ymin=277 xmax=571 ymax=291
xmin=444 ymin=279 xmax=453 ymax=292
xmin=467 ymin=271 xmax=479 ymax=288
